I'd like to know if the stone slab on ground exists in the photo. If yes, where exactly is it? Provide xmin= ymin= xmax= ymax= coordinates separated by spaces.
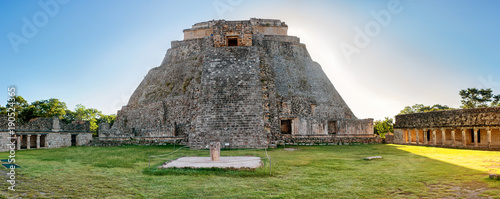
xmin=364 ymin=156 xmax=383 ymax=160
xmin=159 ymin=156 xmax=263 ymax=170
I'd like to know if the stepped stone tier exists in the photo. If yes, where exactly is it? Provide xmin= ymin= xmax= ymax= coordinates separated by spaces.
xmin=99 ymin=18 xmax=374 ymax=149
xmin=393 ymin=107 xmax=500 ymax=150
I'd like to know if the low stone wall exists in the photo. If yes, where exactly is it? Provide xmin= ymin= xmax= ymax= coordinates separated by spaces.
xmin=77 ymin=133 xmax=93 ymax=146
xmin=338 ymin=119 xmax=374 ymax=135
xmin=281 ymin=135 xmax=382 ymax=146
xmin=384 ymin=135 xmax=394 ymax=143
xmin=91 ymin=137 xmax=183 ymax=147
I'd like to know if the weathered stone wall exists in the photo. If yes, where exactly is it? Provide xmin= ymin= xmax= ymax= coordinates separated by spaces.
xmin=60 ymin=120 xmax=91 ymax=132
xmin=0 ymin=132 xmax=13 ymax=152
xmin=393 ymin=107 xmax=500 ymax=150
xmin=191 ymin=46 xmax=268 ymax=149
xmin=384 ymin=134 xmax=394 ymax=144
xmin=0 ymin=116 xmax=92 ymax=152
xmin=337 ymin=119 xmax=374 ymax=135
xmin=183 ymin=18 xmax=288 ymax=41
xmin=183 ymin=18 xmax=287 ymax=47
xmin=0 ymin=116 xmax=90 ymax=133
xmin=183 ymin=28 xmax=213 ymax=41
xmin=46 ymin=133 xmax=71 ymax=148
xmin=91 ymin=138 xmax=181 ymax=147
xmin=77 ymin=133 xmax=93 ymax=146
xmin=210 ymin=20 xmax=254 ymax=47
xmin=281 ymin=135 xmax=382 ymax=146
xmin=392 ymin=129 xmax=405 ymax=144
xmin=395 ymin=107 xmax=500 ymax=129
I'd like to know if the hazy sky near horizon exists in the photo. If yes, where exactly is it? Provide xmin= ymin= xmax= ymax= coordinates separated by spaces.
xmin=1 ymin=0 xmax=499 ymax=120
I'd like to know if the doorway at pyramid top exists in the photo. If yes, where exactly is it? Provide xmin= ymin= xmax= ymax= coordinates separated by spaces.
xmin=217 ymin=33 xmax=253 ymax=47
xmin=227 ymin=36 xmax=238 ymax=46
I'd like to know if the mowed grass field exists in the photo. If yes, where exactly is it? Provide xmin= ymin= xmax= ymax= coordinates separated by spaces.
xmin=0 ymin=144 xmax=499 ymax=198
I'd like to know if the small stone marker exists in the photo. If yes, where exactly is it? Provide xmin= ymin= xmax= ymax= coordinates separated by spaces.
xmin=489 ymin=174 xmax=499 ymax=180
xmin=210 ymin=142 xmax=220 ymax=161
xmin=364 ymin=156 xmax=382 ymax=160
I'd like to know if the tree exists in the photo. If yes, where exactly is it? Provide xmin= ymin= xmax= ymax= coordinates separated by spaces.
xmin=2 ymin=96 xmax=115 ymax=136
xmin=19 ymin=105 xmax=39 ymax=122
xmin=374 ymin=117 xmax=393 ymax=138
xmin=459 ymin=88 xmax=499 ymax=108
xmin=399 ymin=104 xmax=426 ymax=114
xmin=0 ymin=105 xmax=6 ymax=115
xmin=97 ymin=113 xmax=116 ymax=126
xmin=41 ymin=98 xmax=67 ymax=117
xmin=70 ymin=104 xmax=102 ymax=133
xmin=74 ymin=104 xmax=100 ymax=121
xmin=399 ymin=104 xmax=452 ymax=115
xmin=492 ymin=95 xmax=500 ymax=107
xmin=5 ymin=96 xmax=29 ymax=122
xmin=429 ymin=104 xmax=451 ymax=110
xmin=16 ymin=98 xmax=67 ymax=123
xmin=62 ymin=109 xmax=77 ymax=123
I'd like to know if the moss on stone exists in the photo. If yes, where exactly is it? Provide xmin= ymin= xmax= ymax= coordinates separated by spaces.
xmin=182 ymin=77 xmax=193 ymax=93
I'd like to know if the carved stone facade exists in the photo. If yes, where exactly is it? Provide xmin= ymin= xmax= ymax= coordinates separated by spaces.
xmin=100 ymin=18 xmax=375 ymax=149
xmin=393 ymin=107 xmax=500 ymax=150
xmin=0 ymin=117 xmax=93 ymax=152
xmin=183 ymin=18 xmax=287 ymax=47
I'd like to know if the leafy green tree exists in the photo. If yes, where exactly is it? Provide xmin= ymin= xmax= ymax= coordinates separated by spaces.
xmin=399 ymin=104 xmax=452 ymax=115
xmin=429 ymin=104 xmax=451 ymax=110
xmin=69 ymin=104 xmax=116 ymax=136
xmin=12 ymin=98 xmax=67 ymax=123
xmin=74 ymin=104 xmax=100 ymax=121
xmin=459 ymin=88 xmax=499 ymax=108
xmin=399 ymin=104 xmax=425 ymax=114
xmin=29 ymin=99 xmax=67 ymax=118
xmin=19 ymin=105 xmax=38 ymax=122
xmin=0 ymin=105 xmax=6 ymax=115
xmin=62 ymin=109 xmax=77 ymax=123
xmin=374 ymin=117 xmax=393 ymax=138
xmin=97 ymin=113 xmax=116 ymax=126
xmin=2 ymin=97 xmax=116 ymax=136
xmin=71 ymin=104 xmax=102 ymax=133
xmin=492 ymin=95 xmax=500 ymax=107
xmin=5 ymin=96 xmax=29 ymax=122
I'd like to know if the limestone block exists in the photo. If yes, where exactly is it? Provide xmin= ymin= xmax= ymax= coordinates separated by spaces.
xmin=210 ymin=142 xmax=220 ymax=161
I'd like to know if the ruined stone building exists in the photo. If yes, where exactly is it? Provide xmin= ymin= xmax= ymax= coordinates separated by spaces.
xmin=393 ymin=107 xmax=500 ymax=150
xmin=100 ymin=18 xmax=375 ymax=149
xmin=0 ymin=117 xmax=93 ymax=152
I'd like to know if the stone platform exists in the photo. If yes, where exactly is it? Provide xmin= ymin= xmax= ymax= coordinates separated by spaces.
xmin=159 ymin=156 xmax=263 ymax=170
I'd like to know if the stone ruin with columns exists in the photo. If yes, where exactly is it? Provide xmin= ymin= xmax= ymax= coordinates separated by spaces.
xmin=393 ymin=107 xmax=500 ymax=150
xmin=99 ymin=18 xmax=376 ymax=149
xmin=0 ymin=116 xmax=93 ymax=152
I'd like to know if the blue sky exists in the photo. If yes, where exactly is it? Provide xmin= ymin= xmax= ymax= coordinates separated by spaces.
xmin=1 ymin=0 xmax=499 ymax=120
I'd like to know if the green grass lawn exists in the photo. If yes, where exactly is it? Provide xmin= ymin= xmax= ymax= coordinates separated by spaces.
xmin=0 ymin=144 xmax=499 ymax=198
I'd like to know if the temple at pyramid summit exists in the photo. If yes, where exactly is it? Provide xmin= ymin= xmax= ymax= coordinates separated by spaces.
xmin=99 ymin=18 xmax=375 ymax=149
